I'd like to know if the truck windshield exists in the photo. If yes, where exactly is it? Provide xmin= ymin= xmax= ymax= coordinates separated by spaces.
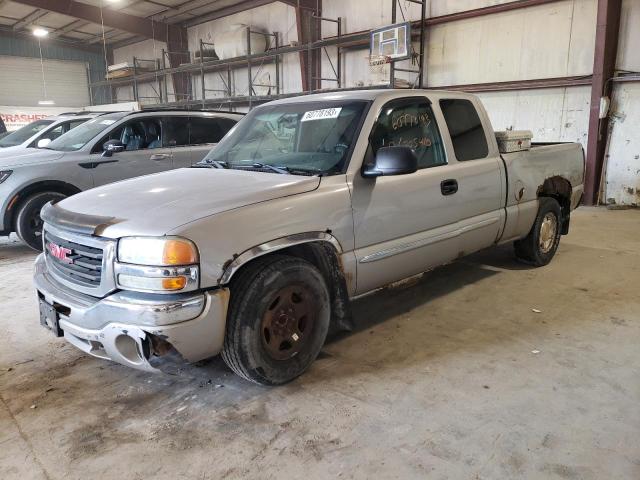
xmin=0 ymin=119 xmax=53 ymax=148
xmin=199 ymin=100 xmax=370 ymax=175
xmin=46 ymin=114 xmax=122 ymax=152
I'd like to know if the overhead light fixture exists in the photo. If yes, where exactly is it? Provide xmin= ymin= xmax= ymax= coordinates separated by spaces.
xmin=33 ymin=28 xmax=49 ymax=37
xmin=38 ymin=100 xmax=55 ymax=105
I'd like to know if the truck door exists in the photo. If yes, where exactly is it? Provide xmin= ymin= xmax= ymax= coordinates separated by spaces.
xmin=437 ymin=98 xmax=504 ymax=254
xmin=351 ymin=97 xmax=461 ymax=295
xmin=90 ymin=116 xmax=175 ymax=187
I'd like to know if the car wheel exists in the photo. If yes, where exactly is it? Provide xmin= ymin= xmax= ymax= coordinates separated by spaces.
xmin=221 ymin=255 xmax=331 ymax=385
xmin=15 ymin=191 xmax=66 ymax=251
xmin=514 ymin=197 xmax=562 ymax=267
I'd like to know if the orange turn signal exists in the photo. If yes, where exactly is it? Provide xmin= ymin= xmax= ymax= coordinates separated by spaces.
xmin=162 ymin=277 xmax=187 ymax=290
xmin=162 ymin=240 xmax=198 ymax=265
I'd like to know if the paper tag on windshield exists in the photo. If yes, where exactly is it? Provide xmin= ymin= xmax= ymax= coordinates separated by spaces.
xmin=301 ymin=107 xmax=342 ymax=122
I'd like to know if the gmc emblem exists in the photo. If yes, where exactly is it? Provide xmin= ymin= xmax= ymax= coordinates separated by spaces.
xmin=47 ymin=242 xmax=72 ymax=264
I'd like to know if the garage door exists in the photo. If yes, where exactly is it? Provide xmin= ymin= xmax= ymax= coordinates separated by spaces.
xmin=0 ymin=55 xmax=89 ymax=107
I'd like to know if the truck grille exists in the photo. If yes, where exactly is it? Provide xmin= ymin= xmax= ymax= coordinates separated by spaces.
xmin=44 ymin=230 xmax=104 ymax=288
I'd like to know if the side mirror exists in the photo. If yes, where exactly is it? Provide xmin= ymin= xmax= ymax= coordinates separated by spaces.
xmin=102 ymin=139 xmax=125 ymax=157
xmin=37 ymin=138 xmax=51 ymax=148
xmin=362 ymin=146 xmax=418 ymax=178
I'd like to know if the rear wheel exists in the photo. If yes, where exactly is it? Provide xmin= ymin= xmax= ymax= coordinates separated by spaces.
xmin=15 ymin=191 xmax=66 ymax=251
xmin=514 ymin=197 xmax=562 ymax=266
xmin=221 ymin=255 xmax=330 ymax=385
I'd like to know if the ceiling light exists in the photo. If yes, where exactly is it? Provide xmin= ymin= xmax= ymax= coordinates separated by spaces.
xmin=38 ymin=100 xmax=55 ymax=105
xmin=33 ymin=28 xmax=48 ymax=37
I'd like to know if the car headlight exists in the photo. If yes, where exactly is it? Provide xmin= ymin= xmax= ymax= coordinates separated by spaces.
xmin=0 ymin=170 xmax=12 ymax=184
xmin=116 ymin=237 xmax=199 ymax=293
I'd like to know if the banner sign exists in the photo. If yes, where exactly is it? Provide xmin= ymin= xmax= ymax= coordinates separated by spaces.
xmin=0 ymin=105 xmax=73 ymax=131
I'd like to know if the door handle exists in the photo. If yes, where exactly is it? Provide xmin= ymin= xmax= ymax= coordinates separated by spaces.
xmin=78 ymin=159 xmax=119 ymax=169
xmin=150 ymin=153 xmax=172 ymax=161
xmin=440 ymin=179 xmax=458 ymax=196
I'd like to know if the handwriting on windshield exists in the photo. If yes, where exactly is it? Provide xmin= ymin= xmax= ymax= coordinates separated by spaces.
xmin=392 ymin=113 xmax=431 ymax=131
xmin=388 ymin=137 xmax=432 ymax=149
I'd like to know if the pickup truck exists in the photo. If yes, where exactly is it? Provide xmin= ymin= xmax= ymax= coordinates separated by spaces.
xmin=33 ymin=89 xmax=584 ymax=385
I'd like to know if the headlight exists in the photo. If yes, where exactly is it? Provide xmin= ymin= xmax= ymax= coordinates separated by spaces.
xmin=0 ymin=170 xmax=12 ymax=184
xmin=118 ymin=237 xmax=198 ymax=266
xmin=116 ymin=237 xmax=199 ymax=293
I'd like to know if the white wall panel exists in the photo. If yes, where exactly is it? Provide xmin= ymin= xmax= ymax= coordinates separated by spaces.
xmin=477 ymin=86 xmax=591 ymax=150
xmin=605 ymin=83 xmax=640 ymax=206
xmin=0 ymin=55 xmax=89 ymax=107
xmin=427 ymin=0 xmax=596 ymax=86
xmin=616 ymin=0 xmax=640 ymax=71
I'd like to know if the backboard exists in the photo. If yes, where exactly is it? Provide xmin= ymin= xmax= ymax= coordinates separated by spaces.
xmin=369 ymin=22 xmax=411 ymax=62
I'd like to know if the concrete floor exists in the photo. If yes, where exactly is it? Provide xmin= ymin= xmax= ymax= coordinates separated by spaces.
xmin=0 ymin=206 xmax=638 ymax=480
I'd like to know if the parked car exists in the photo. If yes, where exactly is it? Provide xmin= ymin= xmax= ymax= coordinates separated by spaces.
xmin=0 ymin=117 xmax=6 ymax=139
xmin=0 ymin=109 xmax=242 ymax=249
xmin=34 ymin=89 xmax=584 ymax=385
xmin=0 ymin=112 xmax=97 ymax=155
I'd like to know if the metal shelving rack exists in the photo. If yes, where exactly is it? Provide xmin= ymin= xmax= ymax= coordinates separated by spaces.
xmin=89 ymin=0 xmax=427 ymax=110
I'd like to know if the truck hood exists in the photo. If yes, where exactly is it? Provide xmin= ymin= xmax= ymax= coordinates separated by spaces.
xmin=0 ymin=148 xmax=65 ymax=167
xmin=56 ymin=167 xmax=321 ymax=237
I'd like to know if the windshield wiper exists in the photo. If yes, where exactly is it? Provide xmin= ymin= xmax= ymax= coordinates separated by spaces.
xmin=194 ymin=159 xmax=228 ymax=169
xmin=251 ymin=163 xmax=289 ymax=174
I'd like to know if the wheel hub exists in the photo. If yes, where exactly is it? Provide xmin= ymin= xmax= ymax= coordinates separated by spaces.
xmin=539 ymin=212 xmax=558 ymax=253
xmin=261 ymin=285 xmax=315 ymax=361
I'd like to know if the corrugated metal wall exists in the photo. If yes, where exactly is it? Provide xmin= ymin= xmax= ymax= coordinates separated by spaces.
xmin=0 ymin=32 xmax=109 ymax=105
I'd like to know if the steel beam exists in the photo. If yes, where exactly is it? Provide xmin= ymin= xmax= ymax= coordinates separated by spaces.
xmin=12 ymin=0 xmax=181 ymax=43
xmin=432 ymin=75 xmax=593 ymax=93
xmin=583 ymin=0 xmax=622 ymax=205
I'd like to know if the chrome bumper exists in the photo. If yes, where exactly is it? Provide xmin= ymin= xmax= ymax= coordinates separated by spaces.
xmin=34 ymin=254 xmax=229 ymax=372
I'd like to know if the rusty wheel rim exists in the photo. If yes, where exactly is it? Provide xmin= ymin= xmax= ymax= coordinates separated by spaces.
xmin=261 ymin=284 xmax=316 ymax=361
xmin=539 ymin=212 xmax=558 ymax=254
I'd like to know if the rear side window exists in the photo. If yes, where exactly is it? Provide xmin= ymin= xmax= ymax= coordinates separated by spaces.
xmin=439 ymin=99 xmax=488 ymax=161
xmin=370 ymin=98 xmax=446 ymax=169
xmin=163 ymin=117 xmax=190 ymax=147
xmin=189 ymin=117 xmax=229 ymax=145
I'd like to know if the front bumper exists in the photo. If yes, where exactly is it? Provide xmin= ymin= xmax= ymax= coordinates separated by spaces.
xmin=34 ymin=254 xmax=229 ymax=372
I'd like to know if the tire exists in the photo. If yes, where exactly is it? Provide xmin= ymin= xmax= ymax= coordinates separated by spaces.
xmin=15 ymin=191 xmax=66 ymax=251
xmin=514 ymin=197 xmax=562 ymax=267
xmin=221 ymin=255 xmax=331 ymax=385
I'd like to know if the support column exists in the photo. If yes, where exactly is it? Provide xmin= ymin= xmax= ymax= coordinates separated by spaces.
xmin=295 ymin=0 xmax=321 ymax=91
xmin=584 ymin=0 xmax=622 ymax=205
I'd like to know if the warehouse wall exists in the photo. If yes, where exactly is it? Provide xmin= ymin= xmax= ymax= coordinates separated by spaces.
xmin=186 ymin=2 xmax=302 ymax=104
xmin=0 ymin=32 xmax=108 ymax=105
xmin=112 ymin=0 xmax=638 ymax=204
xmin=605 ymin=0 xmax=640 ymax=206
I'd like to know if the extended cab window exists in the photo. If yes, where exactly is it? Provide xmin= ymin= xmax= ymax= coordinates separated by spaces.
xmin=370 ymin=98 xmax=446 ymax=169
xmin=439 ymin=99 xmax=488 ymax=161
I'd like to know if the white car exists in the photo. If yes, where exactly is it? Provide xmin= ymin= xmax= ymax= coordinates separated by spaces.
xmin=0 ymin=113 xmax=99 ymax=156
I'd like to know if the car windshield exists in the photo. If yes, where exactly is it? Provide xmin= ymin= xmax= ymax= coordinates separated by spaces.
xmin=199 ymin=100 xmax=370 ymax=175
xmin=46 ymin=114 xmax=122 ymax=152
xmin=0 ymin=119 xmax=53 ymax=148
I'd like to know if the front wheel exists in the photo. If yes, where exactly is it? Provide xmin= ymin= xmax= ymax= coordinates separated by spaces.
xmin=514 ymin=197 xmax=562 ymax=266
xmin=15 ymin=191 xmax=66 ymax=251
xmin=222 ymin=255 xmax=330 ymax=385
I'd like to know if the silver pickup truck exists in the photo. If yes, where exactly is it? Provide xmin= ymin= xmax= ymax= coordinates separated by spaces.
xmin=33 ymin=89 xmax=584 ymax=385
